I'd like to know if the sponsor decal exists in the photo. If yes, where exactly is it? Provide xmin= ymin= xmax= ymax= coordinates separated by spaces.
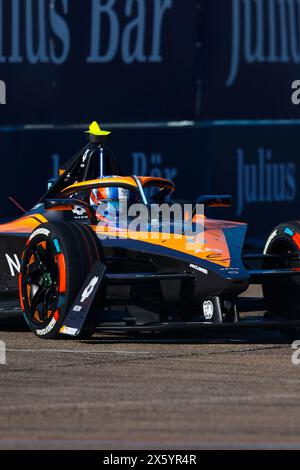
xmin=53 ymin=238 xmax=61 ymax=253
xmin=29 ymin=228 xmax=51 ymax=241
xmin=82 ymin=150 xmax=89 ymax=164
xmin=203 ymin=300 xmax=214 ymax=320
xmin=5 ymin=254 xmax=20 ymax=277
xmin=73 ymin=305 xmax=82 ymax=312
xmin=284 ymin=227 xmax=294 ymax=236
xmin=263 ymin=229 xmax=278 ymax=254
xmin=189 ymin=264 xmax=208 ymax=275
xmin=80 ymin=276 xmax=99 ymax=303
xmin=72 ymin=206 xmax=87 ymax=218
xmin=36 ymin=317 xmax=57 ymax=336
xmin=60 ymin=325 xmax=78 ymax=336
xmin=220 ymin=267 xmax=239 ymax=272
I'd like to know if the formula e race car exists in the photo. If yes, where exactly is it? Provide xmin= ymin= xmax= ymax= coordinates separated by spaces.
xmin=1 ymin=122 xmax=300 ymax=340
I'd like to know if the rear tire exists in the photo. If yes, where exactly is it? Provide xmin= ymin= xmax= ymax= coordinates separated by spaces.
xmin=19 ymin=222 xmax=103 ymax=339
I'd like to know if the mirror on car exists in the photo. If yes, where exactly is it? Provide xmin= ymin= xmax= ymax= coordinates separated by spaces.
xmin=196 ymin=195 xmax=232 ymax=208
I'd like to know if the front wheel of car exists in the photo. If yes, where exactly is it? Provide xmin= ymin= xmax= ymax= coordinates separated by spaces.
xmin=263 ymin=221 xmax=300 ymax=339
xmin=19 ymin=222 xmax=102 ymax=339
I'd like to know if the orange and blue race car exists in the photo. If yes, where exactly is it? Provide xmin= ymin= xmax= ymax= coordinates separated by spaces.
xmin=0 ymin=122 xmax=300 ymax=340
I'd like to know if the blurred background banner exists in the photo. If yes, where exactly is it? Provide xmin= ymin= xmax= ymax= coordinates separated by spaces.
xmin=200 ymin=0 xmax=300 ymax=119
xmin=1 ymin=0 xmax=300 ymax=246
xmin=0 ymin=0 xmax=197 ymax=124
xmin=205 ymin=123 xmax=300 ymax=245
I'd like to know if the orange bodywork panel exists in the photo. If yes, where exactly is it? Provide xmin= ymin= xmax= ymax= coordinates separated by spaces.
xmin=0 ymin=214 xmax=47 ymax=234
xmin=94 ymin=220 xmax=233 ymax=268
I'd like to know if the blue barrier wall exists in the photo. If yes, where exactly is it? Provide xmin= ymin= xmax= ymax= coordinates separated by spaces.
xmin=1 ymin=1 xmax=300 ymax=247
xmin=0 ymin=122 xmax=299 ymax=247
xmin=0 ymin=0 xmax=198 ymax=124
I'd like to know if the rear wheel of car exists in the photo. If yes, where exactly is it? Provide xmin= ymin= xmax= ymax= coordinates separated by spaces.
xmin=19 ymin=222 xmax=103 ymax=339
xmin=263 ymin=221 xmax=300 ymax=339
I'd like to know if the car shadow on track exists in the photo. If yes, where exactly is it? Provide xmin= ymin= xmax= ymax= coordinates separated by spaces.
xmin=0 ymin=313 xmax=29 ymax=332
xmin=83 ymin=329 xmax=291 ymax=346
xmin=0 ymin=313 xmax=292 ymax=345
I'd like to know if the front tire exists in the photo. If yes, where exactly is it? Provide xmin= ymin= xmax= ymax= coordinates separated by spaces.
xmin=263 ymin=221 xmax=300 ymax=338
xmin=19 ymin=222 xmax=102 ymax=339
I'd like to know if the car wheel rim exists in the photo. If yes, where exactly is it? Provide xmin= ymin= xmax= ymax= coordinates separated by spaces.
xmin=22 ymin=238 xmax=59 ymax=325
